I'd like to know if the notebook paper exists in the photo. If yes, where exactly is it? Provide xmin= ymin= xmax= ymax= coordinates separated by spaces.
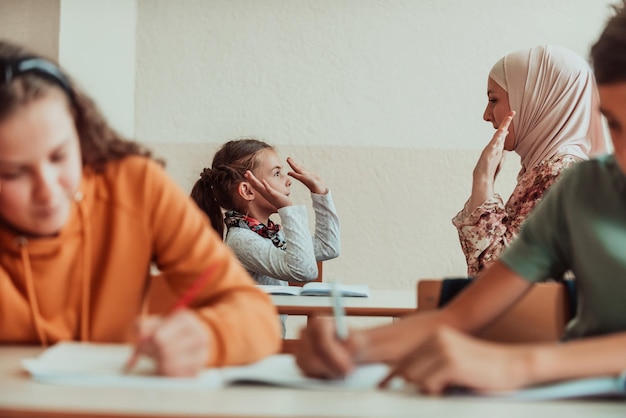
xmin=22 ymin=342 xmax=394 ymax=391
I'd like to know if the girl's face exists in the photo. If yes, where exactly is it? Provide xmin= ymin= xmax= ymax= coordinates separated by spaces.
xmin=483 ymin=77 xmax=516 ymax=151
xmin=251 ymin=148 xmax=291 ymax=211
xmin=599 ymin=82 xmax=626 ymax=174
xmin=0 ymin=92 xmax=82 ymax=237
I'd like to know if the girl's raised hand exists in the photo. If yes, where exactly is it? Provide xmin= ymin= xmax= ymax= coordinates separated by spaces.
xmin=245 ymin=170 xmax=293 ymax=209
xmin=287 ymin=157 xmax=328 ymax=195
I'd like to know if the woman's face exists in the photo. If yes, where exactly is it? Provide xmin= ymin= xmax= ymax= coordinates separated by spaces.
xmin=599 ymin=82 xmax=626 ymax=174
xmin=0 ymin=92 xmax=82 ymax=236
xmin=483 ymin=77 xmax=516 ymax=150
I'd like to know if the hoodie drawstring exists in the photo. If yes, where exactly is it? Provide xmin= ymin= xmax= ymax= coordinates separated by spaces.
xmin=76 ymin=191 xmax=91 ymax=342
xmin=18 ymin=189 xmax=91 ymax=345
xmin=19 ymin=239 xmax=48 ymax=346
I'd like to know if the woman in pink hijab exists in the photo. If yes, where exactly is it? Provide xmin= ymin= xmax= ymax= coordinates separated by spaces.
xmin=452 ymin=45 xmax=608 ymax=278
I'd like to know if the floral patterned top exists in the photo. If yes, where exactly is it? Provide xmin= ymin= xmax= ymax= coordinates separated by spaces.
xmin=452 ymin=154 xmax=581 ymax=277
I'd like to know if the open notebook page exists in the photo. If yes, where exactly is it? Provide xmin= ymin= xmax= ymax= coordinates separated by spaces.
xmin=22 ymin=342 xmax=396 ymax=391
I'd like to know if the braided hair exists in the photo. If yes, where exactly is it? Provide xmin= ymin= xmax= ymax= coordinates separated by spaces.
xmin=190 ymin=139 xmax=273 ymax=238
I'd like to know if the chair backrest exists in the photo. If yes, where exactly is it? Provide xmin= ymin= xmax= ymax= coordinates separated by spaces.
xmin=147 ymin=261 xmax=324 ymax=314
xmin=416 ymin=278 xmax=574 ymax=343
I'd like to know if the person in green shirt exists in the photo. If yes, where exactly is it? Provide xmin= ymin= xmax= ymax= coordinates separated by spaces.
xmin=294 ymin=1 xmax=626 ymax=394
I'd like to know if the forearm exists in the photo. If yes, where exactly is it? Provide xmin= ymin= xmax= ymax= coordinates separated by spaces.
xmin=197 ymin=288 xmax=282 ymax=366
xmin=523 ymin=333 xmax=626 ymax=385
xmin=311 ymin=191 xmax=341 ymax=260
xmin=359 ymin=312 xmax=436 ymax=363
xmin=277 ymin=205 xmax=319 ymax=279
xmin=359 ymin=309 xmax=467 ymax=364
xmin=467 ymin=175 xmax=494 ymax=214
xmin=359 ymin=262 xmax=532 ymax=364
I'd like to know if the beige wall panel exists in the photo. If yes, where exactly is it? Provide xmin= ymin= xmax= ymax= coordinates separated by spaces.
xmin=0 ymin=0 xmax=60 ymax=59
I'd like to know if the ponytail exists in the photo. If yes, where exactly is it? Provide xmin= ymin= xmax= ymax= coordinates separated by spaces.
xmin=190 ymin=168 xmax=226 ymax=237
xmin=191 ymin=138 xmax=273 ymax=240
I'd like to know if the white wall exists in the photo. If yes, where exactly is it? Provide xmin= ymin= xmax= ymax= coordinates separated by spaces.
xmin=59 ymin=0 xmax=136 ymax=138
xmin=135 ymin=0 xmax=611 ymax=150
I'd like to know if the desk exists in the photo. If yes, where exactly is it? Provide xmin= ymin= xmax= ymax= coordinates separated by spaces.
xmin=0 ymin=346 xmax=624 ymax=418
xmin=271 ymin=289 xmax=417 ymax=318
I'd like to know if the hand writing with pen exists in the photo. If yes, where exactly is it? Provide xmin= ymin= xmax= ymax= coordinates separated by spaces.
xmin=124 ymin=310 xmax=211 ymax=377
xmin=124 ymin=266 xmax=216 ymax=376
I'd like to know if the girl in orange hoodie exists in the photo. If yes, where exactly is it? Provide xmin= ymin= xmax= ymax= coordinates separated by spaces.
xmin=0 ymin=40 xmax=281 ymax=376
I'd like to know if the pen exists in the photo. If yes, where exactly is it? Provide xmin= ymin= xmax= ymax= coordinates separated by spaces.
xmin=330 ymin=278 xmax=348 ymax=341
xmin=123 ymin=264 xmax=216 ymax=373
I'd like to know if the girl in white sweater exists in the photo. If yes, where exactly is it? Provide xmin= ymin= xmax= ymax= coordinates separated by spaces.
xmin=191 ymin=139 xmax=341 ymax=335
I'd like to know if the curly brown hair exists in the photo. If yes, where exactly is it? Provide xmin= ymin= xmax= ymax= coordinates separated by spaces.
xmin=0 ymin=39 xmax=156 ymax=171
xmin=190 ymin=139 xmax=273 ymax=238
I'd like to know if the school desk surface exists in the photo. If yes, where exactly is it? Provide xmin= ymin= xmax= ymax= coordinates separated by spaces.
xmin=0 ymin=346 xmax=625 ymax=418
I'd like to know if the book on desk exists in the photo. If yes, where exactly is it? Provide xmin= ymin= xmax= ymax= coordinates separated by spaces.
xmin=257 ymin=282 xmax=370 ymax=297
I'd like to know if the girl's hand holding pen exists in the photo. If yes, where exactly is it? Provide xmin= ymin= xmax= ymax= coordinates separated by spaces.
xmin=124 ymin=266 xmax=216 ymax=377
xmin=295 ymin=317 xmax=365 ymax=379
xmin=126 ymin=310 xmax=210 ymax=377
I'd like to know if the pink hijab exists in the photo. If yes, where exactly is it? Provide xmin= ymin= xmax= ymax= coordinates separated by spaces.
xmin=489 ymin=45 xmax=608 ymax=177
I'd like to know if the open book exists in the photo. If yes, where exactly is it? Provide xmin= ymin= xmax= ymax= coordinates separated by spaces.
xmin=258 ymin=282 xmax=370 ymax=297
xmin=22 ymin=342 xmax=392 ymax=391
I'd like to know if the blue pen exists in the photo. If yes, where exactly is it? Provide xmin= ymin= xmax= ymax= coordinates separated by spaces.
xmin=330 ymin=278 xmax=348 ymax=340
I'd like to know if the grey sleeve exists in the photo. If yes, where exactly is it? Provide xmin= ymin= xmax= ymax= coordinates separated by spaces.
xmin=311 ymin=190 xmax=341 ymax=261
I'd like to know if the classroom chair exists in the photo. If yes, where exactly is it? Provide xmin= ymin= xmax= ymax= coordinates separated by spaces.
xmin=416 ymin=278 xmax=575 ymax=343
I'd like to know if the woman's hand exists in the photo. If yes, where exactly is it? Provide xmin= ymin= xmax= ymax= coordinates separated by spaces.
xmin=468 ymin=111 xmax=515 ymax=212
xmin=245 ymin=170 xmax=293 ymax=209
xmin=295 ymin=317 xmax=366 ymax=379
xmin=133 ymin=310 xmax=210 ymax=377
xmin=380 ymin=326 xmax=530 ymax=395
xmin=287 ymin=157 xmax=328 ymax=195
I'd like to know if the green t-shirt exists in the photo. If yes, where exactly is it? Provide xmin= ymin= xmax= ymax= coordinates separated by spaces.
xmin=500 ymin=155 xmax=626 ymax=340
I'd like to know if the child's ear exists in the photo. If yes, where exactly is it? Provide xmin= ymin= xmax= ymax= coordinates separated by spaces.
xmin=238 ymin=182 xmax=255 ymax=201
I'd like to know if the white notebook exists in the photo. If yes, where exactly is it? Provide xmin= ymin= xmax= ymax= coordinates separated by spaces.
xmin=22 ymin=342 xmax=392 ymax=391
xmin=258 ymin=282 xmax=370 ymax=297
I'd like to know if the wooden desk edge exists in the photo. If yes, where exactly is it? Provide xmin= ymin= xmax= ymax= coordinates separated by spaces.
xmin=276 ymin=306 xmax=415 ymax=317
xmin=0 ymin=409 xmax=279 ymax=418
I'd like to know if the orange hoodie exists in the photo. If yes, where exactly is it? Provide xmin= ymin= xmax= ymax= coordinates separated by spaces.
xmin=0 ymin=156 xmax=281 ymax=366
